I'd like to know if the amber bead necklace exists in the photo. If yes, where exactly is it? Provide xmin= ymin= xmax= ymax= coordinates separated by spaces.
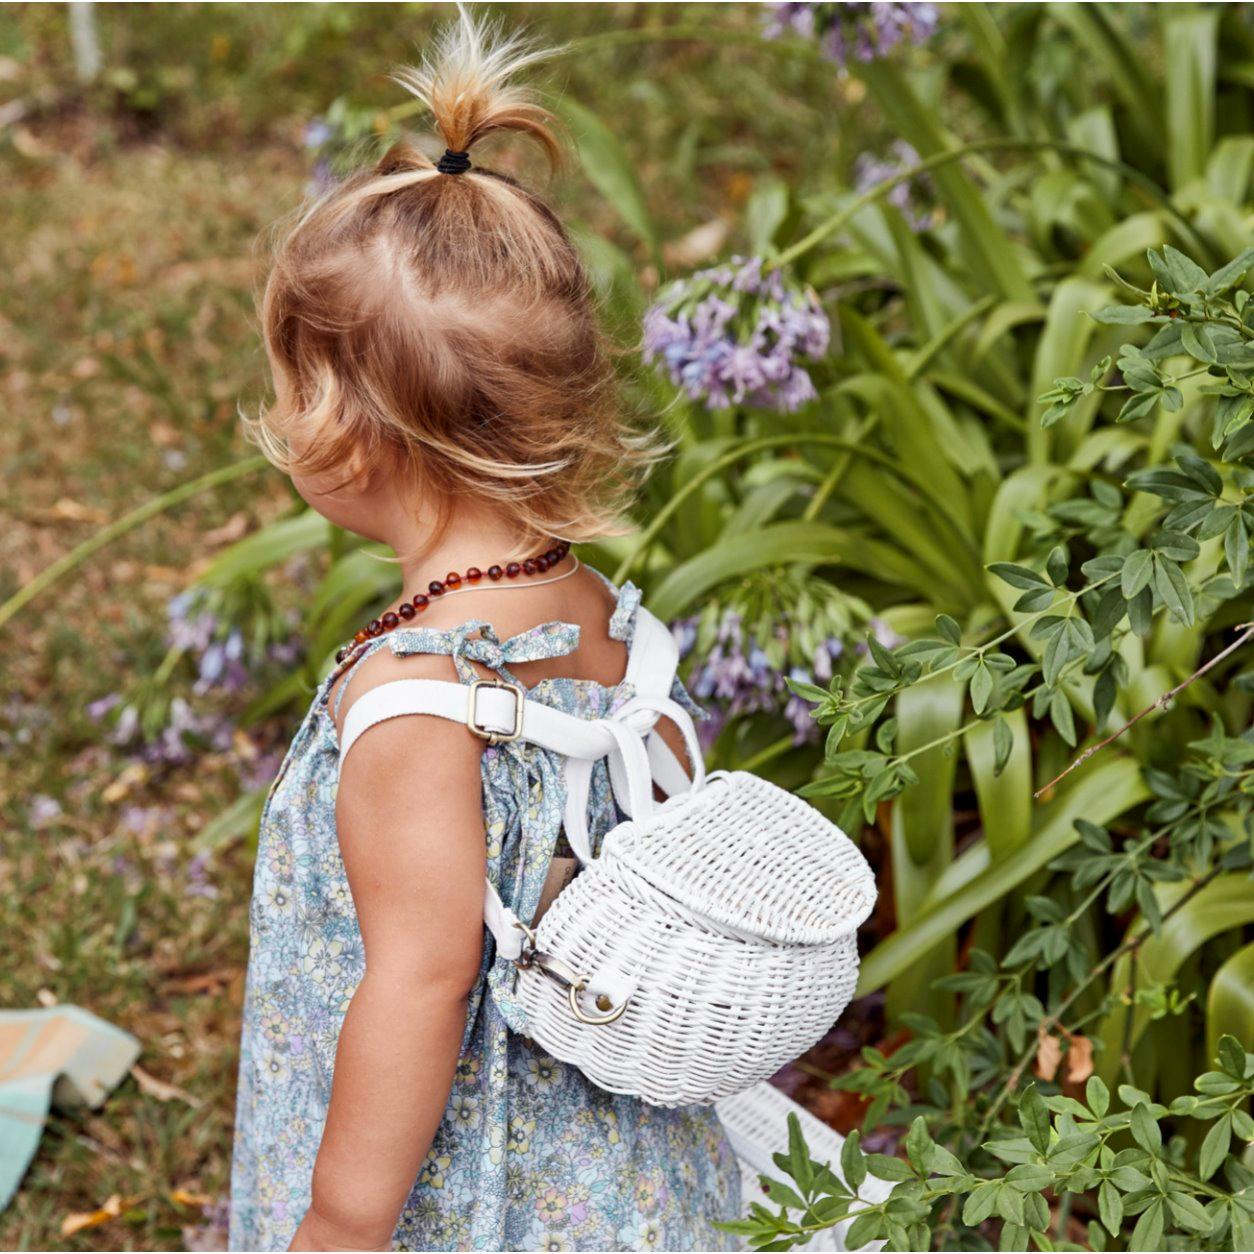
xmin=335 ymin=540 xmax=575 ymax=664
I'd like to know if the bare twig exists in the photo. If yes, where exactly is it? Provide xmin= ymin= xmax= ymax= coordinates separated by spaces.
xmin=1034 ymin=622 xmax=1254 ymax=799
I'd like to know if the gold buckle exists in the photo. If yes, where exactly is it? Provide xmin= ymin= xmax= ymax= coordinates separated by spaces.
xmin=466 ymin=679 xmax=524 ymax=745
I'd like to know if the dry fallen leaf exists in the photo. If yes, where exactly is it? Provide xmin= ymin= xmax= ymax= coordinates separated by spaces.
xmin=171 ymin=1188 xmax=213 ymax=1208
xmin=102 ymin=762 xmax=149 ymax=804
xmin=663 ymin=218 xmax=731 ymax=269
xmin=131 ymin=1063 xmax=202 ymax=1109
xmin=60 ymin=1193 xmax=140 ymax=1237
xmin=41 ymin=498 xmax=109 ymax=525
xmin=1034 ymin=1025 xmax=1062 ymax=1081
xmin=203 ymin=512 xmax=250 ymax=547
xmin=161 ymin=969 xmax=235 ymax=996
xmin=1065 ymin=1034 xmax=1094 ymax=1084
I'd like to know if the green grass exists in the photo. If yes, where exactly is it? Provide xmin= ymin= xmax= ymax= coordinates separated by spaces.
xmin=0 ymin=4 xmax=862 ymax=1247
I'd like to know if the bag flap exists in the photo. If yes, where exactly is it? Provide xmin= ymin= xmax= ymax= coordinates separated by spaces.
xmin=603 ymin=771 xmax=876 ymax=944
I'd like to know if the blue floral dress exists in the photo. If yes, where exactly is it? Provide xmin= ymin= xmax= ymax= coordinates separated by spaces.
xmin=229 ymin=578 xmax=741 ymax=1251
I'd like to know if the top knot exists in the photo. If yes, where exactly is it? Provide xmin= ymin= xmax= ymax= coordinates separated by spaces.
xmin=437 ymin=149 xmax=472 ymax=175
xmin=391 ymin=5 xmax=562 ymax=173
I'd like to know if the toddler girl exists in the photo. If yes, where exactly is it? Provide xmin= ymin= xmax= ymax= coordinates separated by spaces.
xmin=228 ymin=12 xmax=741 ymax=1252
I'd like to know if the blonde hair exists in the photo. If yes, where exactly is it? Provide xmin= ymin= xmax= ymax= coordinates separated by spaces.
xmin=248 ymin=8 xmax=659 ymax=547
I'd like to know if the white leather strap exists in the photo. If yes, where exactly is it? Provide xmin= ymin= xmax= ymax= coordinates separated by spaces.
xmin=483 ymin=879 xmax=527 ymax=961
xmin=625 ymin=606 xmax=680 ymax=702
xmin=340 ymin=679 xmax=657 ymax=765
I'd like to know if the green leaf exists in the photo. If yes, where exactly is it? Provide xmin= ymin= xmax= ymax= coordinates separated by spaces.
xmin=1099 ymin=874 xmax=1254 ymax=1085
xmin=1098 ymin=1180 xmax=1123 ymax=1237
xmin=1205 ymin=245 xmax=1254 ymax=294
xmin=1005 ymin=1163 xmax=1052 ymax=1191
xmin=1217 ymin=1035 xmax=1246 ymax=1081
xmin=844 ymin=1211 xmax=884 ymax=1251
xmin=648 ymin=522 xmax=850 ymax=619
xmin=989 ymin=562 xmax=1051 ymax=590
xmin=559 ymin=99 xmax=659 ymax=261
xmin=1162 ymin=9 xmax=1218 ymax=192
xmin=1152 ymin=555 xmax=1195 ymax=625
xmin=963 ymin=1181 xmax=1000 ymax=1226
xmin=1018 ymin=1085 xmax=1051 ymax=1154
xmin=193 ymin=786 xmax=266 ymax=853
xmin=1128 ymin=1199 xmax=1163 ymax=1252
xmin=1208 ymin=949 xmax=1254 ymax=1065
xmin=1121 ymin=549 xmax=1154 ymax=598
xmin=1130 ymin=1103 xmax=1162 ymax=1154
xmin=855 ymin=58 xmax=1033 ymax=303
xmin=1086 ymin=1075 xmax=1110 ymax=1118
xmin=905 ymin=1117 xmax=933 ymax=1173
xmin=786 ymin=1112 xmax=813 ymax=1192
xmin=1198 ymin=1114 xmax=1232 ymax=1182
xmin=200 ymin=510 xmax=329 ymax=586
xmin=745 ymin=176 xmax=790 ymax=257
xmin=1091 ymin=304 xmax=1155 ymax=324
xmin=841 ymin=1129 xmax=867 ymax=1193
xmin=1181 ymin=322 xmax=1219 ymax=363
xmin=970 ymin=662 xmax=994 ymax=715
xmin=866 ymin=1154 xmax=914 ymax=1182
xmin=926 ymin=1143 xmax=967 ymax=1178
xmin=1166 ymin=1191 xmax=1214 ymax=1234
xmin=997 ymin=1183 xmax=1026 ymax=1225
xmin=1225 ymin=515 xmax=1249 ymax=587
xmin=1050 ymin=690 xmax=1077 ymax=746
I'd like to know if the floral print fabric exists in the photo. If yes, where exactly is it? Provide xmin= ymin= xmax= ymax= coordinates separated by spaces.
xmin=229 ymin=578 xmax=741 ymax=1251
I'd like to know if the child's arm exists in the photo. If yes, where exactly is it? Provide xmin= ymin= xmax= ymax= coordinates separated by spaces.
xmin=290 ymin=681 xmax=487 ymax=1252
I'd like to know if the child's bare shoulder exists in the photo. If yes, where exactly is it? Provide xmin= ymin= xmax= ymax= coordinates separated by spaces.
xmin=329 ymin=646 xmax=463 ymax=739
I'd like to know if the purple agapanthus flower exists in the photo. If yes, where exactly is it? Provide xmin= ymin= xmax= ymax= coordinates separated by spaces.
xmin=853 ymin=139 xmax=936 ymax=230
xmin=763 ymin=2 xmax=939 ymax=72
xmin=643 ymin=256 xmax=830 ymax=413
xmin=166 ymin=591 xmax=302 ymax=696
xmin=167 ymin=592 xmax=252 ymax=696
xmin=673 ymin=612 xmax=845 ymax=746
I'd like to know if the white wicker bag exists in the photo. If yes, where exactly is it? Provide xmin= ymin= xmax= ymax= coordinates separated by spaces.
xmin=339 ymin=603 xmax=876 ymax=1108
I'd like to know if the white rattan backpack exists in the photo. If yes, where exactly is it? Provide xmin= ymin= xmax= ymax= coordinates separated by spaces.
xmin=339 ymin=604 xmax=876 ymax=1108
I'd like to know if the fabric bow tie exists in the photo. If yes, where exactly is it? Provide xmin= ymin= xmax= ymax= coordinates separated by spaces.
xmin=390 ymin=618 xmax=581 ymax=685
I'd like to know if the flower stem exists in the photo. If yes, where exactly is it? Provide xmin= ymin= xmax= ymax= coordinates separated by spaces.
xmin=0 ymin=456 xmax=270 ymax=631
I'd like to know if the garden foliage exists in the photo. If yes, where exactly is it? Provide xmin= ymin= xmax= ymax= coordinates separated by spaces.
xmin=82 ymin=5 xmax=1254 ymax=1248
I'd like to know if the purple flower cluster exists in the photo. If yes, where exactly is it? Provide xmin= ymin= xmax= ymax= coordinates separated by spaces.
xmin=167 ymin=591 xmax=302 ymax=697
xmin=764 ymin=2 xmax=940 ymax=72
xmin=643 ymin=257 xmax=830 ymax=412
xmin=673 ymin=612 xmax=845 ymax=746
xmin=98 ymin=695 xmax=235 ymax=768
xmin=853 ymin=139 xmax=936 ymax=231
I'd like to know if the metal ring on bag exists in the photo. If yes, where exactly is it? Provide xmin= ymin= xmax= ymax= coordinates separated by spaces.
xmin=567 ymin=983 xmax=629 ymax=1026
xmin=526 ymin=951 xmax=630 ymax=1025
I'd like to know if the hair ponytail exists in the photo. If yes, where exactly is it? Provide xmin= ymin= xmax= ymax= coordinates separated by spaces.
xmin=391 ymin=5 xmax=562 ymax=172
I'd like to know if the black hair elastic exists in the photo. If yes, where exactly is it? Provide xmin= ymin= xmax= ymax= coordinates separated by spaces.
xmin=437 ymin=149 xmax=472 ymax=175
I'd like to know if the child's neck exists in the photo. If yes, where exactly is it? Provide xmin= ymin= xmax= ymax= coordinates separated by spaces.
xmin=387 ymin=505 xmax=544 ymax=593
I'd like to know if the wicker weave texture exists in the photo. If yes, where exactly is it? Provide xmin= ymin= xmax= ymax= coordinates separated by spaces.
xmin=515 ymin=773 xmax=871 ymax=1106
xmin=608 ymin=772 xmax=876 ymax=943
